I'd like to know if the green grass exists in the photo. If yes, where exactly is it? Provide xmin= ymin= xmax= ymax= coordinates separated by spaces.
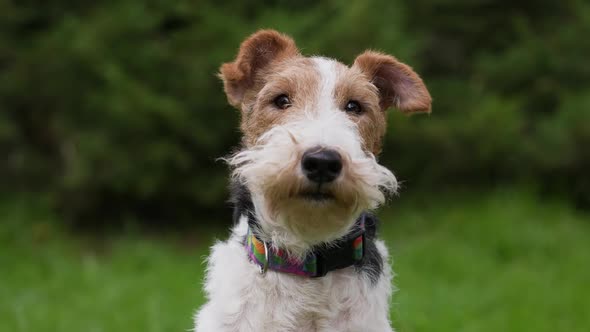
xmin=385 ymin=190 xmax=590 ymax=332
xmin=1 ymin=189 xmax=589 ymax=332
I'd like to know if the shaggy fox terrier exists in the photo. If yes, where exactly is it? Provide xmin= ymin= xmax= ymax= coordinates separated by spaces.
xmin=194 ymin=30 xmax=431 ymax=332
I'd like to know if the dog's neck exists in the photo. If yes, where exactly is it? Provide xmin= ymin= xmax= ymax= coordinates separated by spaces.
xmin=230 ymin=180 xmax=362 ymax=257
xmin=229 ymin=179 xmax=383 ymax=282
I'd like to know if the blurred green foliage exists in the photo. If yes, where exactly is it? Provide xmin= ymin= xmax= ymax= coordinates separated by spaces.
xmin=1 ymin=0 xmax=589 ymax=224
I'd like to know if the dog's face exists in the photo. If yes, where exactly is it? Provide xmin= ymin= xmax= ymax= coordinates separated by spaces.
xmin=221 ymin=30 xmax=431 ymax=249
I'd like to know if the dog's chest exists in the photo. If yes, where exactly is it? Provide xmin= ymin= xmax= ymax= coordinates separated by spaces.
xmin=195 ymin=231 xmax=393 ymax=332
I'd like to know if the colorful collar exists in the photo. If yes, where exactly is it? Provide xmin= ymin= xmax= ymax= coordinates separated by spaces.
xmin=245 ymin=214 xmax=367 ymax=278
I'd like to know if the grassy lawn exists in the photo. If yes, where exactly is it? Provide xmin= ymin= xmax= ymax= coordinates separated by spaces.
xmin=1 ymin=189 xmax=589 ymax=332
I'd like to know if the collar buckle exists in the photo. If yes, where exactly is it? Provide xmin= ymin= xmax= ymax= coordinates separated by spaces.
xmin=314 ymin=228 xmax=365 ymax=278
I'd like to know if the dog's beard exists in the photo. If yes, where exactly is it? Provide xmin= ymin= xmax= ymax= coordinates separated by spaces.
xmin=226 ymin=112 xmax=397 ymax=252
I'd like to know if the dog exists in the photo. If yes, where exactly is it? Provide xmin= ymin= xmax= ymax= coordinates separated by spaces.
xmin=194 ymin=30 xmax=431 ymax=332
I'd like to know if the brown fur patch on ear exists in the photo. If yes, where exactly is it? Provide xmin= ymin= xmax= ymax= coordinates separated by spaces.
xmin=353 ymin=51 xmax=432 ymax=113
xmin=219 ymin=30 xmax=299 ymax=108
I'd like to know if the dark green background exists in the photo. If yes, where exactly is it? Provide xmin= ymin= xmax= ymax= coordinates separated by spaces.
xmin=1 ymin=0 xmax=589 ymax=224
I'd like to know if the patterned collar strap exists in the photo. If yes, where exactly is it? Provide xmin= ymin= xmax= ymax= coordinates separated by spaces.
xmin=245 ymin=214 xmax=366 ymax=278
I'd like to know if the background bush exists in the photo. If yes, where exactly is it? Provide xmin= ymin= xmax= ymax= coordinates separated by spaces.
xmin=1 ymin=0 xmax=589 ymax=225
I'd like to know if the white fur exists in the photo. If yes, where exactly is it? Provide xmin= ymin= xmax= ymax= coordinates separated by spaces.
xmin=196 ymin=57 xmax=397 ymax=331
xmin=226 ymin=57 xmax=397 ymax=256
xmin=194 ymin=217 xmax=394 ymax=332
xmin=314 ymin=57 xmax=339 ymax=111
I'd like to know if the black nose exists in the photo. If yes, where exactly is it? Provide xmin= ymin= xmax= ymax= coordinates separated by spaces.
xmin=301 ymin=148 xmax=342 ymax=184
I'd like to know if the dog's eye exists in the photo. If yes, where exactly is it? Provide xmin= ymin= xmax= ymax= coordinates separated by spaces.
xmin=273 ymin=94 xmax=292 ymax=109
xmin=344 ymin=100 xmax=363 ymax=115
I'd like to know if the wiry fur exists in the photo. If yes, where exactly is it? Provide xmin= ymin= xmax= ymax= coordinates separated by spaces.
xmin=194 ymin=29 xmax=431 ymax=332
xmin=225 ymin=105 xmax=397 ymax=257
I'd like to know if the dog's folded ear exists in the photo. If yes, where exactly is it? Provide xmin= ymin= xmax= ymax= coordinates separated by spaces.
xmin=219 ymin=30 xmax=299 ymax=108
xmin=353 ymin=51 xmax=432 ymax=113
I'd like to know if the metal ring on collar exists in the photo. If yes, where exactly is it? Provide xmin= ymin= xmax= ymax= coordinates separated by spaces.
xmin=260 ymin=240 xmax=269 ymax=275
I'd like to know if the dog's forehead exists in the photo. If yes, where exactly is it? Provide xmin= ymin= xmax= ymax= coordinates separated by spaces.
xmin=311 ymin=56 xmax=349 ymax=76
xmin=270 ymin=56 xmax=351 ymax=83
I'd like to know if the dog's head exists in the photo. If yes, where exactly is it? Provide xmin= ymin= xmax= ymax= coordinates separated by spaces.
xmin=221 ymin=30 xmax=431 ymax=251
